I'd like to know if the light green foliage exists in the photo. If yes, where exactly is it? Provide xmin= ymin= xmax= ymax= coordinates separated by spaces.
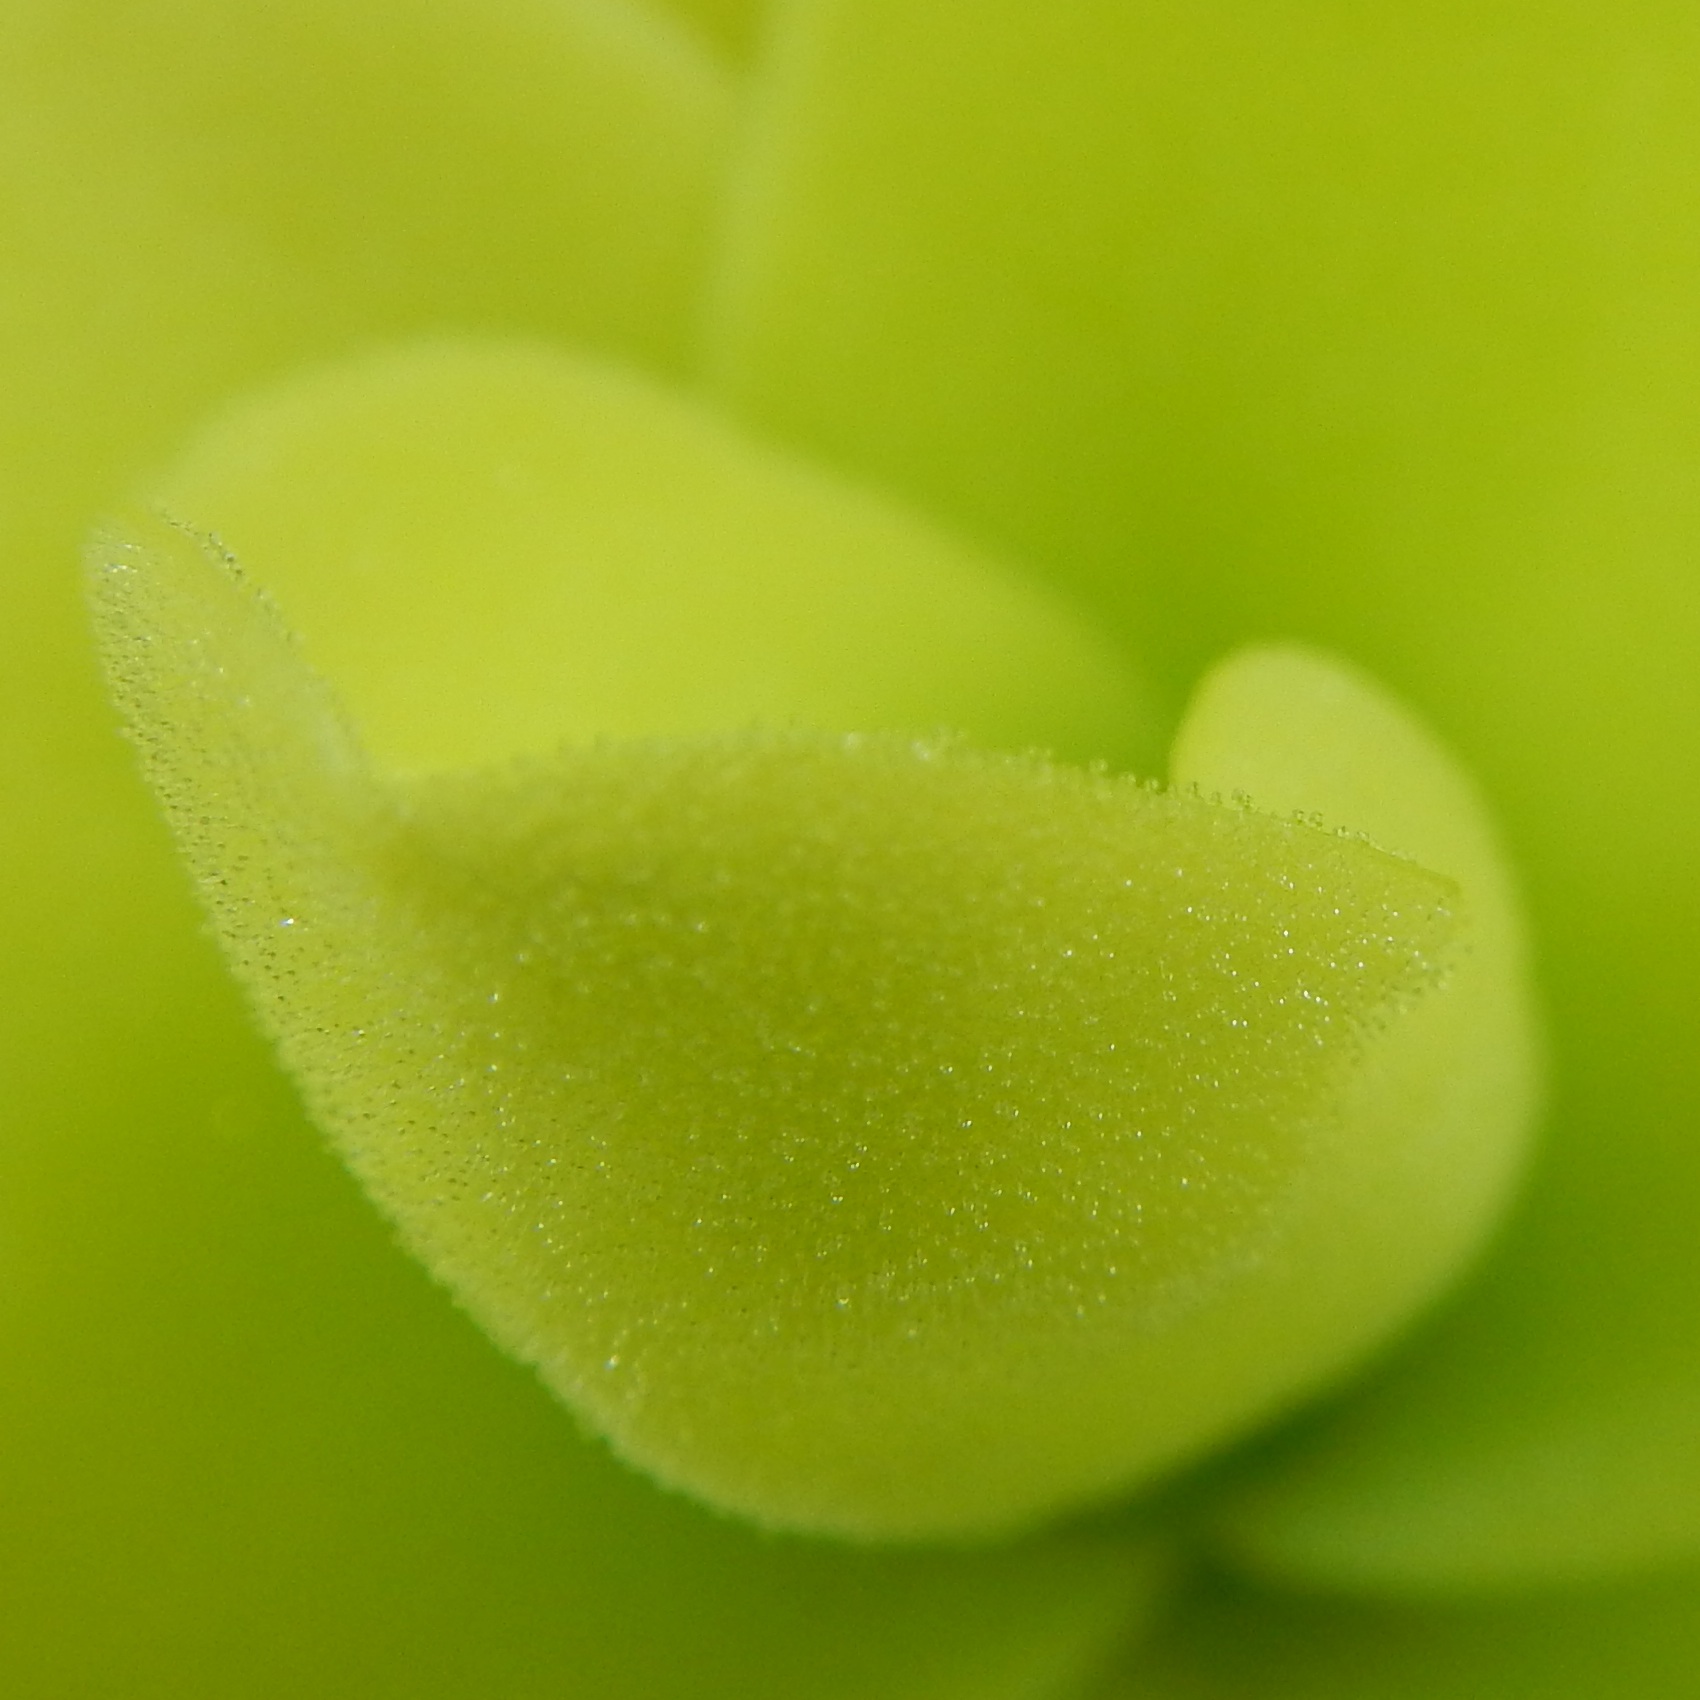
xmin=13 ymin=0 xmax=1691 ymax=1678
xmin=707 ymin=0 xmax=1608 ymax=672
xmin=1091 ymin=1566 xmax=1700 ymax=1700
xmin=0 ymin=0 xmax=734 ymax=900
xmin=0 ymin=1009 xmax=1153 ymax=1700
xmin=710 ymin=0 xmax=1700 ymax=1588
xmin=153 ymin=339 xmax=1153 ymax=774
xmin=2 ymin=718 xmax=1153 ymax=1700
xmin=6 ymin=0 xmax=730 ymax=417
xmin=0 ymin=4 xmax=1020 ymax=1689
xmin=2 ymin=0 xmax=733 ymax=615
xmin=1 ymin=0 xmax=738 ymax=1203
xmin=90 ymin=508 xmax=1531 ymax=1541
xmin=1170 ymin=646 xmax=1537 ymax=1407
xmin=1 ymin=0 xmax=737 ymax=1291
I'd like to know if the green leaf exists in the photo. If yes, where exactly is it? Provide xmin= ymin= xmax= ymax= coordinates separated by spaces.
xmin=149 ymin=339 xmax=1154 ymax=775
xmin=712 ymin=0 xmax=1700 ymax=1587
xmin=88 ymin=506 xmax=1521 ymax=1540
xmin=0 ymin=986 xmax=1154 ymax=1700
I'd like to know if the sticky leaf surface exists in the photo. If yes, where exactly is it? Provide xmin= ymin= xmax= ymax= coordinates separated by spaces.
xmin=90 ymin=515 xmax=1478 ymax=1539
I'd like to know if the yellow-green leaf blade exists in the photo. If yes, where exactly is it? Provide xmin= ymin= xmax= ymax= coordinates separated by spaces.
xmin=91 ymin=514 xmax=1473 ymax=1539
xmin=150 ymin=339 xmax=1155 ymax=775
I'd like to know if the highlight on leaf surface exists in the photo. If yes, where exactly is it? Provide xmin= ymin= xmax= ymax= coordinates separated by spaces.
xmin=1172 ymin=645 xmax=1539 ymax=1360
xmin=150 ymin=338 xmax=1153 ymax=774
xmin=88 ymin=495 xmax=1533 ymax=1541
xmin=1174 ymin=650 xmax=1546 ymax=1590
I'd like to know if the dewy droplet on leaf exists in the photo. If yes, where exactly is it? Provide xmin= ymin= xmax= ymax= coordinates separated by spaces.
xmin=86 ymin=454 xmax=1533 ymax=1541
